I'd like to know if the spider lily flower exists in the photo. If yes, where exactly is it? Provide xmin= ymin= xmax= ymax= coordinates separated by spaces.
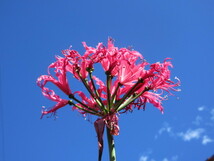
xmin=118 ymin=60 xmax=148 ymax=86
xmin=37 ymin=38 xmax=180 ymax=161
xmin=37 ymin=57 xmax=71 ymax=96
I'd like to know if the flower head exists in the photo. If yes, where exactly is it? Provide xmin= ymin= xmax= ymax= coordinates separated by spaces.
xmin=37 ymin=39 xmax=180 ymax=159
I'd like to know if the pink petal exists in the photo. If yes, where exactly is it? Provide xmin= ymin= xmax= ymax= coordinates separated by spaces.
xmin=40 ymin=87 xmax=69 ymax=118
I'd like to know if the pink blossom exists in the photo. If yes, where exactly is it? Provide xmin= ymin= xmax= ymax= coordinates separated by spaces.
xmin=74 ymin=91 xmax=101 ymax=112
xmin=62 ymin=48 xmax=94 ymax=80
xmin=82 ymin=38 xmax=143 ymax=76
xmin=118 ymin=60 xmax=148 ymax=86
xmin=37 ymin=39 xmax=180 ymax=161
xmin=40 ymin=87 xmax=69 ymax=117
xmin=37 ymin=57 xmax=71 ymax=95
xmin=138 ymin=91 xmax=164 ymax=112
xmin=37 ymin=38 xmax=180 ymax=132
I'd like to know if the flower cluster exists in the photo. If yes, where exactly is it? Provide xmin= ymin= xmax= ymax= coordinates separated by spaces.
xmin=37 ymin=38 xmax=180 ymax=158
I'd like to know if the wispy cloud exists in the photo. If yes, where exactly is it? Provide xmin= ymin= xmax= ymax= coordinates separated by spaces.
xmin=139 ymin=154 xmax=178 ymax=161
xmin=155 ymin=122 xmax=174 ymax=139
xmin=155 ymin=106 xmax=214 ymax=145
xmin=198 ymin=106 xmax=206 ymax=111
xmin=202 ymin=135 xmax=213 ymax=145
xmin=178 ymin=128 xmax=205 ymax=141
xmin=139 ymin=149 xmax=153 ymax=161
xmin=158 ymin=125 xmax=172 ymax=135
xmin=139 ymin=155 xmax=148 ymax=161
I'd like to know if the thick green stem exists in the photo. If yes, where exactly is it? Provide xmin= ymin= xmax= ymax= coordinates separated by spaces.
xmin=107 ymin=128 xmax=116 ymax=161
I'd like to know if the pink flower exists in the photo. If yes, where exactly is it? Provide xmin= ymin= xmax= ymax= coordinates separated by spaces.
xmin=74 ymin=91 xmax=101 ymax=112
xmin=138 ymin=91 xmax=164 ymax=112
xmin=118 ymin=60 xmax=148 ymax=86
xmin=40 ymin=87 xmax=69 ymax=118
xmin=62 ymin=48 xmax=94 ymax=80
xmin=37 ymin=57 xmax=71 ymax=95
xmin=82 ymin=38 xmax=143 ymax=76
xmin=37 ymin=39 xmax=180 ymax=161
xmin=37 ymin=39 xmax=180 ymax=133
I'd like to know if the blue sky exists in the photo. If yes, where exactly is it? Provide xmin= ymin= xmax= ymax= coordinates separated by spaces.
xmin=1 ymin=0 xmax=214 ymax=161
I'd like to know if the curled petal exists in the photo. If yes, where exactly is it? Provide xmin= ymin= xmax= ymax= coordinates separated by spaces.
xmin=40 ymin=87 xmax=69 ymax=118
xmin=82 ymin=42 xmax=97 ymax=57
xmin=62 ymin=49 xmax=81 ymax=64
xmin=74 ymin=91 xmax=100 ymax=111
xmin=37 ymin=57 xmax=71 ymax=95
xmin=41 ymin=100 xmax=69 ymax=117
xmin=92 ymin=76 xmax=106 ymax=91
xmin=140 ymin=91 xmax=164 ymax=113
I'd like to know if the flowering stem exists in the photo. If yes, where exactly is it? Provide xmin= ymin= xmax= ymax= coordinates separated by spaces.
xmin=106 ymin=73 xmax=112 ymax=111
xmin=111 ymin=83 xmax=121 ymax=105
xmin=69 ymin=94 xmax=99 ymax=113
xmin=78 ymin=72 xmax=104 ymax=111
xmin=117 ymin=87 xmax=149 ymax=111
xmin=68 ymin=100 xmax=101 ymax=116
xmin=89 ymin=72 xmax=100 ymax=98
xmin=107 ymin=127 xmax=116 ymax=161
xmin=88 ymin=72 xmax=106 ymax=111
xmin=115 ymin=79 xmax=142 ymax=111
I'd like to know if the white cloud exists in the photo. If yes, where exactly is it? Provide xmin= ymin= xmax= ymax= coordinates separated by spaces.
xmin=202 ymin=135 xmax=213 ymax=145
xmin=158 ymin=126 xmax=172 ymax=135
xmin=139 ymin=155 xmax=178 ymax=161
xmin=162 ymin=156 xmax=178 ymax=161
xmin=139 ymin=151 xmax=178 ymax=161
xmin=139 ymin=155 xmax=148 ymax=161
xmin=198 ymin=106 xmax=205 ymax=111
xmin=177 ymin=128 xmax=213 ymax=145
xmin=154 ymin=106 xmax=214 ymax=146
xmin=178 ymin=128 xmax=205 ymax=141
xmin=155 ymin=122 xmax=174 ymax=139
